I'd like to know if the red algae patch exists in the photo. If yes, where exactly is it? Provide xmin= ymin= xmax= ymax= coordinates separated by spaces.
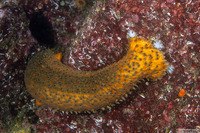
xmin=24 ymin=37 xmax=167 ymax=112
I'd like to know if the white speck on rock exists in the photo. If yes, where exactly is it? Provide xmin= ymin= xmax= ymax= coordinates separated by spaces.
xmin=153 ymin=40 xmax=164 ymax=49
xmin=128 ymin=30 xmax=137 ymax=37
xmin=167 ymin=65 xmax=175 ymax=74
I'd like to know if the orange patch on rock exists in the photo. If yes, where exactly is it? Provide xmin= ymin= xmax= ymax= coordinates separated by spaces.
xmin=178 ymin=89 xmax=185 ymax=97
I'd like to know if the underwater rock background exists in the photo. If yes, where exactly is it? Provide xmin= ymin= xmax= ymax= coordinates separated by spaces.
xmin=0 ymin=0 xmax=199 ymax=132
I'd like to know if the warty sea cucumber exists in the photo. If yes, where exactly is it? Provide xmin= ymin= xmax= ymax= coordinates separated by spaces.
xmin=24 ymin=37 xmax=168 ymax=112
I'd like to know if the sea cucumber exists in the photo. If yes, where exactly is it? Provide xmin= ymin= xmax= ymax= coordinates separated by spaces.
xmin=24 ymin=37 xmax=168 ymax=112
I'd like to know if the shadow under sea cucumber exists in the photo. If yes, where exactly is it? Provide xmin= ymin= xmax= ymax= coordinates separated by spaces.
xmin=24 ymin=37 xmax=168 ymax=112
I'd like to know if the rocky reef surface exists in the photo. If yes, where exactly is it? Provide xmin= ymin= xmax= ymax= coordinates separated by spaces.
xmin=0 ymin=0 xmax=199 ymax=132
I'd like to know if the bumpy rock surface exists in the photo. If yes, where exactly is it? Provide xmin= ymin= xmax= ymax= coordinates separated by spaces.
xmin=0 ymin=0 xmax=199 ymax=132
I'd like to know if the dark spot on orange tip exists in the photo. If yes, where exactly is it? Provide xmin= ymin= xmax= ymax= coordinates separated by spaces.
xmin=178 ymin=89 xmax=185 ymax=98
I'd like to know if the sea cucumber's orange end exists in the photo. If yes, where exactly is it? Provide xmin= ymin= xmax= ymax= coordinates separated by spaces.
xmin=128 ymin=37 xmax=168 ymax=80
xmin=54 ymin=53 xmax=62 ymax=61
xmin=178 ymin=89 xmax=185 ymax=97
